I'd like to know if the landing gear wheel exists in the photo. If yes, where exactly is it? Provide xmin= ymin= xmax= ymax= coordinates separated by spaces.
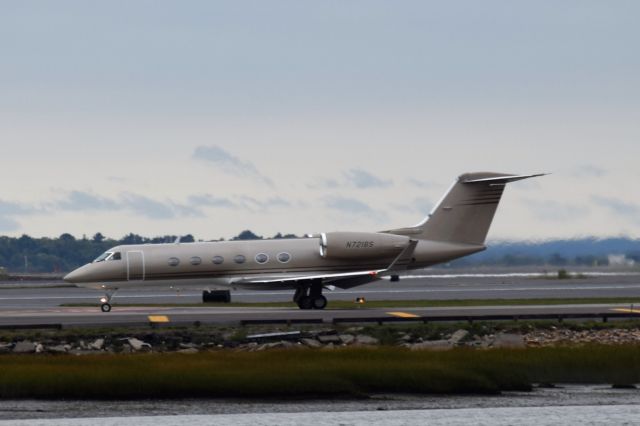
xmin=297 ymin=296 xmax=313 ymax=310
xmin=99 ymin=288 xmax=118 ymax=312
xmin=312 ymin=295 xmax=327 ymax=310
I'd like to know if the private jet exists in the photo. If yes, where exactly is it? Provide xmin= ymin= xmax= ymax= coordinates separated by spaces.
xmin=64 ymin=172 xmax=544 ymax=311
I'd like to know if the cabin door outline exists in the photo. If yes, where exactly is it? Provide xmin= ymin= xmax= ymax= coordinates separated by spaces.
xmin=127 ymin=251 xmax=145 ymax=281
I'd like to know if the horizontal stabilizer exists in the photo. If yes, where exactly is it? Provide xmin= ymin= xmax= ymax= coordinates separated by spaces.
xmin=462 ymin=173 xmax=548 ymax=184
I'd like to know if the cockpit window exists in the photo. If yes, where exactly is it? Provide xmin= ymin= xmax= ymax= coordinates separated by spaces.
xmin=94 ymin=252 xmax=113 ymax=263
xmin=93 ymin=251 xmax=122 ymax=263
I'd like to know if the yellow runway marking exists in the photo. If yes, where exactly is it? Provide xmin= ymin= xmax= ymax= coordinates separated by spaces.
xmin=612 ymin=308 xmax=640 ymax=314
xmin=148 ymin=315 xmax=170 ymax=323
xmin=387 ymin=311 xmax=420 ymax=318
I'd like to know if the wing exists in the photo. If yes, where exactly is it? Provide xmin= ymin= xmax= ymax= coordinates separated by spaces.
xmin=230 ymin=269 xmax=384 ymax=290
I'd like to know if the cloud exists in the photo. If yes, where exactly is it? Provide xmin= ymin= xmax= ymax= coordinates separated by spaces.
xmin=236 ymin=196 xmax=292 ymax=212
xmin=407 ymin=178 xmax=437 ymax=189
xmin=592 ymin=195 xmax=640 ymax=223
xmin=325 ymin=196 xmax=388 ymax=222
xmin=51 ymin=191 xmax=203 ymax=219
xmin=0 ymin=200 xmax=37 ymax=215
xmin=390 ymin=197 xmax=432 ymax=218
xmin=56 ymin=191 xmax=119 ymax=211
xmin=192 ymin=145 xmax=273 ymax=186
xmin=120 ymin=193 xmax=176 ymax=219
xmin=188 ymin=194 xmax=293 ymax=213
xmin=326 ymin=197 xmax=373 ymax=214
xmin=0 ymin=200 xmax=40 ymax=232
xmin=523 ymin=199 xmax=590 ymax=222
xmin=306 ymin=178 xmax=340 ymax=190
xmin=188 ymin=194 xmax=238 ymax=209
xmin=0 ymin=216 xmax=20 ymax=232
xmin=413 ymin=197 xmax=433 ymax=214
xmin=343 ymin=169 xmax=392 ymax=189
xmin=171 ymin=203 xmax=205 ymax=218
xmin=572 ymin=165 xmax=607 ymax=178
xmin=308 ymin=169 xmax=392 ymax=190
xmin=121 ymin=193 xmax=202 ymax=219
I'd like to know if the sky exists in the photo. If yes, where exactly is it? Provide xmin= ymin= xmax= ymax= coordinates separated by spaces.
xmin=1 ymin=1 xmax=639 ymax=241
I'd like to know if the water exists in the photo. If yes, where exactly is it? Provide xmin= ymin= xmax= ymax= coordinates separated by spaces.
xmin=0 ymin=386 xmax=638 ymax=425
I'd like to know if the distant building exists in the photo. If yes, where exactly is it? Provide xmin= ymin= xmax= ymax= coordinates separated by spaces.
xmin=608 ymin=254 xmax=636 ymax=267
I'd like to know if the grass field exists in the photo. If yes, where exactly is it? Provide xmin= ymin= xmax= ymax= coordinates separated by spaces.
xmin=62 ymin=297 xmax=640 ymax=309
xmin=0 ymin=345 xmax=638 ymax=399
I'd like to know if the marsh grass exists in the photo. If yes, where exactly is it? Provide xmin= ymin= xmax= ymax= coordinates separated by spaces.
xmin=0 ymin=346 xmax=639 ymax=399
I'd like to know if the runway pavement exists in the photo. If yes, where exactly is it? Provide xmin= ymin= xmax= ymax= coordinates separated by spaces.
xmin=1 ymin=272 xmax=640 ymax=309
xmin=0 ymin=303 xmax=639 ymax=328
xmin=0 ymin=271 xmax=639 ymax=328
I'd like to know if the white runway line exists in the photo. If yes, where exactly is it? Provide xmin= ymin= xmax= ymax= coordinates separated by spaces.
xmin=391 ymin=272 xmax=640 ymax=279
xmin=1 ymin=283 xmax=640 ymax=301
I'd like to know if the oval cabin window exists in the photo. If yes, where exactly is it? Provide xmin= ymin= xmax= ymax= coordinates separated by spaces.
xmin=190 ymin=256 xmax=202 ymax=266
xmin=212 ymin=256 xmax=224 ymax=265
xmin=168 ymin=257 xmax=180 ymax=267
xmin=277 ymin=252 xmax=291 ymax=263
xmin=255 ymin=253 xmax=269 ymax=264
xmin=234 ymin=254 xmax=246 ymax=264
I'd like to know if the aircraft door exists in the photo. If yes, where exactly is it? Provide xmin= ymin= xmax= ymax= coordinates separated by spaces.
xmin=127 ymin=251 xmax=145 ymax=281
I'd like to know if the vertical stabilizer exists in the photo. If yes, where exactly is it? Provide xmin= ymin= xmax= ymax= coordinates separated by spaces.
xmin=385 ymin=172 xmax=544 ymax=245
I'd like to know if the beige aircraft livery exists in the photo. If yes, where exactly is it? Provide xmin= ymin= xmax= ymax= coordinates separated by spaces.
xmin=64 ymin=172 xmax=545 ymax=311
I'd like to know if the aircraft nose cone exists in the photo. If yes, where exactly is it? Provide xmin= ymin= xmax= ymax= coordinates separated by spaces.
xmin=63 ymin=267 xmax=86 ymax=284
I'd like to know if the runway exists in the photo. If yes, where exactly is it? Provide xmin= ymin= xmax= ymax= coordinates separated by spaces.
xmin=2 ymin=272 xmax=640 ymax=309
xmin=1 ymin=271 xmax=639 ymax=328
xmin=0 ymin=303 xmax=639 ymax=328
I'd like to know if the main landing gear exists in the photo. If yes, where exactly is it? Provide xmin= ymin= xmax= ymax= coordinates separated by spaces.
xmin=99 ymin=289 xmax=117 ymax=312
xmin=293 ymin=280 xmax=327 ymax=310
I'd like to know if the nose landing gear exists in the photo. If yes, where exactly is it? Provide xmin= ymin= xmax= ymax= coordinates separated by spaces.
xmin=99 ymin=289 xmax=117 ymax=312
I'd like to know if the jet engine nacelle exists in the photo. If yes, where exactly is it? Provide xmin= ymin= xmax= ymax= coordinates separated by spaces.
xmin=319 ymin=232 xmax=410 ymax=259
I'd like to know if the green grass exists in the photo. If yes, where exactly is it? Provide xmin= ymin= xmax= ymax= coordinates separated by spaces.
xmin=62 ymin=297 xmax=640 ymax=309
xmin=0 ymin=345 xmax=639 ymax=399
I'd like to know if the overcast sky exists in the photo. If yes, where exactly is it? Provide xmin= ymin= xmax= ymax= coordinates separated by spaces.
xmin=1 ymin=1 xmax=639 ymax=241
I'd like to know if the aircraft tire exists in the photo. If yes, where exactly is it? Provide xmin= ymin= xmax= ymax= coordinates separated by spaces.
xmin=101 ymin=303 xmax=112 ymax=313
xmin=312 ymin=295 xmax=327 ymax=310
xmin=298 ymin=296 xmax=313 ymax=310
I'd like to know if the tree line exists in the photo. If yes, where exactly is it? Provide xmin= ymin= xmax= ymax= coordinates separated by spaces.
xmin=0 ymin=233 xmax=638 ymax=273
xmin=0 ymin=230 xmax=297 ymax=273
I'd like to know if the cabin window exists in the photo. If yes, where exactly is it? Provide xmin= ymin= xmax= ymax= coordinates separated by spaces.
xmin=190 ymin=256 xmax=202 ymax=266
xmin=212 ymin=256 xmax=224 ymax=265
xmin=168 ymin=257 xmax=180 ymax=267
xmin=234 ymin=254 xmax=246 ymax=264
xmin=277 ymin=252 xmax=291 ymax=263
xmin=111 ymin=252 xmax=121 ymax=261
xmin=255 ymin=253 xmax=269 ymax=264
